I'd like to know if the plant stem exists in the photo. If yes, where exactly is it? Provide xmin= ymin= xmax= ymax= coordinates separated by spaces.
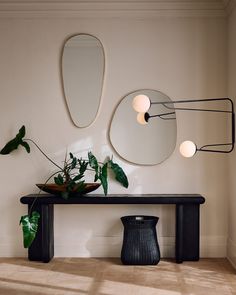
xmin=25 ymin=139 xmax=63 ymax=170
xmin=28 ymin=170 xmax=61 ymax=215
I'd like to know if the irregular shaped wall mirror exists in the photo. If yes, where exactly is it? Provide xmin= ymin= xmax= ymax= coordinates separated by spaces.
xmin=109 ymin=90 xmax=177 ymax=165
xmin=62 ymin=34 xmax=105 ymax=128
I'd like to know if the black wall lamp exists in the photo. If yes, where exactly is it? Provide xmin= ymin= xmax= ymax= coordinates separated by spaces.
xmin=132 ymin=95 xmax=235 ymax=157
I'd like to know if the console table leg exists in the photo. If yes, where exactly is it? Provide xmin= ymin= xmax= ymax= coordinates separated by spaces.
xmin=28 ymin=204 xmax=54 ymax=263
xmin=175 ymin=204 xmax=200 ymax=263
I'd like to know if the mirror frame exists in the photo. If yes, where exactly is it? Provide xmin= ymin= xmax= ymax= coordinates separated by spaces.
xmin=109 ymin=89 xmax=177 ymax=166
xmin=61 ymin=33 xmax=105 ymax=128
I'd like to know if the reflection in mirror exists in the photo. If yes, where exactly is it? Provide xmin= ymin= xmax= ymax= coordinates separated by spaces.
xmin=62 ymin=34 xmax=105 ymax=128
xmin=109 ymin=90 xmax=177 ymax=165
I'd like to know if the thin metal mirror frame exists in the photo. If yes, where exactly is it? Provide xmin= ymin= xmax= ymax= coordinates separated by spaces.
xmin=61 ymin=33 xmax=105 ymax=128
xmin=108 ymin=89 xmax=177 ymax=166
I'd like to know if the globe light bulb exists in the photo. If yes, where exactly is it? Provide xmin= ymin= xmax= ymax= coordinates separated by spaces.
xmin=179 ymin=140 xmax=197 ymax=158
xmin=137 ymin=113 xmax=148 ymax=125
xmin=132 ymin=94 xmax=151 ymax=113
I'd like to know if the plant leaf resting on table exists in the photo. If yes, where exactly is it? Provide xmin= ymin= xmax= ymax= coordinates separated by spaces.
xmin=0 ymin=125 xmax=129 ymax=248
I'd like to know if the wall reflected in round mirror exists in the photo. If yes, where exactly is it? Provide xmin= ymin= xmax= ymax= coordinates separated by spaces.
xmin=109 ymin=90 xmax=177 ymax=165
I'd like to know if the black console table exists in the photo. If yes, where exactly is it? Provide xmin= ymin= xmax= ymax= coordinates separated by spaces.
xmin=20 ymin=194 xmax=205 ymax=263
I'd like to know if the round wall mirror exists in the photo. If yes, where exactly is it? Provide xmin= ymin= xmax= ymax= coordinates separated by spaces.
xmin=62 ymin=34 xmax=105 ymax=128
xmin=109 ymin=90 xmax=177 ymax=165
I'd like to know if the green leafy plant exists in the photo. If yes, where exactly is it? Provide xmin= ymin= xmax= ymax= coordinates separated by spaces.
xmin=0 ymin=125 xmax=30 ymax=154
xmin=1 ymin=125 xmax=129 ymax=248
xmin=19 ymin=211 xmax=40 ymax=248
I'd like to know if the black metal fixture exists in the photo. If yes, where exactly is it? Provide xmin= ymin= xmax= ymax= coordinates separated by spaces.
xmin=132 ymin=95 xmax=235 ymax=157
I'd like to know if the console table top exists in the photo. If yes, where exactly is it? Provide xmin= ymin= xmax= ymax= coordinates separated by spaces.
xmin=20 ymin=194 xmax=205 ymax=205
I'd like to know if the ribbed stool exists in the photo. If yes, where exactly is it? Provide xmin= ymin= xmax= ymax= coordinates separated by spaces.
xmin=120 ymin=215 xmax=160 ymax=265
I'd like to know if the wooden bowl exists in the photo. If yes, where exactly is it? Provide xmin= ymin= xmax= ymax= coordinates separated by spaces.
xmin=36 ymin=183 xmax=101 ymax=196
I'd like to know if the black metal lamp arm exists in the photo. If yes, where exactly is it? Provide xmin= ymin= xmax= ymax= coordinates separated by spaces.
xmin=149 ymin=97 xmax=235 ymax=153
xmin=147 ymin=111 xmax=176 ymax=121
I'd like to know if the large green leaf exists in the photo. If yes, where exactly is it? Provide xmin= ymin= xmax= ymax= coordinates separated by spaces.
xmin=20 ymin=141 xmax=30 ymax=153
xmin=74 ymin=181 xmax=86 ymax=193
xmin=16 ymin=125 xmax=25 ymax=139
xmin=71 ymin=157 xmax=77 ymax=169
xmin=0 ymin=125 xmax=29 ymax=155
xmin=72 ymin=174 xmax=84 ymax=182
xmin=54 ymin=174 xmax=64 ymax=185
xmin=94 ymin=173 xmax=99 ymax=182
xmin=69 ymin=152 xmax=74 ymax=159
xmin=19 ymin=211 xmax=40 ymax=248
xmin=109 ymin=160 xmax=129 ymax=188
xmin=99 ymin=163 xmax=108 ymax=195
xmin=79 ymin=160 xmax=88 ymax=175
xmin=99 ymin=174 xmax=108 ymax=195
xmin=0 ymin=138 xmax=19 ymax=155
xmin=88 ymin=152 xmax=98 ymax=171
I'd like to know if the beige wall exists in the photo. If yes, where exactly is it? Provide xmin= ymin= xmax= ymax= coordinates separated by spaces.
xmin=227 ymin=4 xmax=236 ymax=267
xmin=0 ymin=15 xmax=228 ymax=257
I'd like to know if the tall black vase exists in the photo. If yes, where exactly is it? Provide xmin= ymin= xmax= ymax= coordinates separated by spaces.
xmin=120 ymin=215 xmax=160 ymax=265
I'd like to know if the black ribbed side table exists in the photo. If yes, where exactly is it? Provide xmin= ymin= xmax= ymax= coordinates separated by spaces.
xmin=120 ymin=215 xmax=160 ymax=265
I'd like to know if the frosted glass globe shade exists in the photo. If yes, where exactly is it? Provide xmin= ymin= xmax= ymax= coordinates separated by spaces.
xmin=137 ymin=113 xmax=148 ymax=125
xmin=179 ymin=141 xmax=197 ymax=158
xmin=132 ymin=94 xmax=151 ymax=113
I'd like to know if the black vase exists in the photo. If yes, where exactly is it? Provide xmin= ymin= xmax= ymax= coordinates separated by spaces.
xmin=120 ymin=215 xmax=160 ymax=265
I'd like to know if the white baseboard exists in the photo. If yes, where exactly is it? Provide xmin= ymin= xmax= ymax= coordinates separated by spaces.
xmin=0 ymin=235 xmax=227 ymax=258
xmin=54 ymin=236 xmax=176 ymax=258
xmin=200 ymin=235 xmax=227 ymax=258
xmin=0 ymin=245 xmax=26 ymax=257
xmin=227 ymin=238 xmax=236 ymax=269
xmin=54 ymin=235 xmax=227 ymax=258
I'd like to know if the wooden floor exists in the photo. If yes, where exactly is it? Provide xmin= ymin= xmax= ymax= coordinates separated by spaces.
xmin=0 ymin=258 xmax=235 ymax=295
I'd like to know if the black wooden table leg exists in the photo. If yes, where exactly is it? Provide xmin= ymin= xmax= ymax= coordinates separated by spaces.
xmin=28 ymin=203 xmax=54 ymax=263
xmin=175 ymin=204 xmax=200 ymax=263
